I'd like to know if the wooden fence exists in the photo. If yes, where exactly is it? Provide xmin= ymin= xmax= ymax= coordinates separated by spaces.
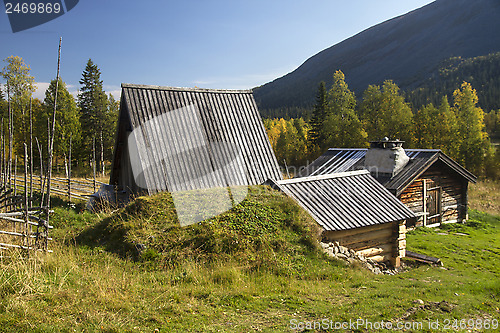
xmin=9 ymin=174 xmax=101 ymax=202
xmin=0 ymin=152 xmax=54 ymax=257
xmin=0 ymin=190 xmax=53 ymax=256
xmin=0 ymin=155 xmax=103 ymax=257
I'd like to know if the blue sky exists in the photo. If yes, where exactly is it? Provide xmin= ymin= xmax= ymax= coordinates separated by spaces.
xmin=1 ymin=0 xmax=435 ymax=100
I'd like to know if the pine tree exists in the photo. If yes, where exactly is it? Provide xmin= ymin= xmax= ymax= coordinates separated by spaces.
xmin=484 ymin=109 xmax=500 ymax=139
xmin=78 ymin=59 xmax=109 ymax=171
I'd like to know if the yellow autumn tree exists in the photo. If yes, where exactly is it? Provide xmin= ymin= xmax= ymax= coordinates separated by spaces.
xmin=452 ymin=82 xmax=490 ymax=174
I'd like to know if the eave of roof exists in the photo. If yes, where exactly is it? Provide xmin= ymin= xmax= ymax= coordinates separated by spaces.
xmin=121 ymin=83 xmax=252 ymax=94
xmin=270 ymin=170 xmax=416 ymax=231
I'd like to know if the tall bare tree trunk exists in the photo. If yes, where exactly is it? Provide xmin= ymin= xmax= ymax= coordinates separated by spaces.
xmin=23 ymin=144 xmax=29 ymax=256
xmin=68 ymin=134 xmax=72 ymax=202
xmin=29 ymin=97 xmax=33 ymax=204
xmin=93 ymin=137 xmax=96 ymax=192
xmin=45 ymin=37 xmax=62 ymax=250
xmin=100 ymin=130 xmax=104 ymax=178
xmin=1 ymin=118 xmax=3 ymax=186
xmin=36 ymin=137 xmax=44 ymax=204
xmin=7 ymin=82 xmax=12 ymax=188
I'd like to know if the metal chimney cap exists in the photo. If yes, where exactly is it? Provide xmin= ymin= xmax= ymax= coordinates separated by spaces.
xmin=369 ymin=138 xmax=405 ymax=149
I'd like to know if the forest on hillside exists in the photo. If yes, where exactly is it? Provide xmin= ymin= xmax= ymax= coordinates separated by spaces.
xmin=264 ymin=71 xmax=500 ymax=179
xmin=259 ymin=52 xmax=500 ymax=128
xmin=405 ymin=52 xmax=500 ymax=116
xmin=0 ymin=56 xmax=118 ymax=177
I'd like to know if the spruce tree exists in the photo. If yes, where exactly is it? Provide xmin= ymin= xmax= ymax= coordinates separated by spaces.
xmin=309 ymin=81 xmax=328 ymax=148
xmin=78 ymin=59 xmax=109 ymax=170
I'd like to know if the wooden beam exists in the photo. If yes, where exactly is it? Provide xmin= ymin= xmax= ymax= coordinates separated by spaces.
xmin=406 ymin=250 xmax=442 ymax=265
xmin=323 ymin=222 xmax=391 ymax=239
xmin=356 ymin=243 xmax=393 ymax=258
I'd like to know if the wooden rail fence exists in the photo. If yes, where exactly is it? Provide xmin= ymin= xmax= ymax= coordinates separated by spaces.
xmin=9 ymin=174 xmax=101 ymax=202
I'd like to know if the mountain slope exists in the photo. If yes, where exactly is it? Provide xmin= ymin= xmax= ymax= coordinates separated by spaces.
xmin=405 ymin=52 xmax=500 ymax=112
xmin=254 ymin=0 xmax=500 ymax=113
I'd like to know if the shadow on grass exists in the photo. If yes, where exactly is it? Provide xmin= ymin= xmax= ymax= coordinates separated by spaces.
xmin=72 ymin=212 xmax=139 ymax=260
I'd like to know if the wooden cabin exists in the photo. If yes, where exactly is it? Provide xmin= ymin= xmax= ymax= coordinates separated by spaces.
xmin=270 ymin=170 xmax=415 ymax=266
xmin=299 ymin=140 xmax=477 ymax=228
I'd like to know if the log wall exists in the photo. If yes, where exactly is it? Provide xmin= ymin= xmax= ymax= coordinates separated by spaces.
xmin=322 ymin=220 xmax=406 ymax=267
xmin=399 ymin=162 xmax=467 ymax=227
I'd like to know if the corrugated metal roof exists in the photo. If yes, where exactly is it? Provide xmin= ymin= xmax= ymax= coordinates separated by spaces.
xmin=271 ymin=170 xmax=415 ymax=231
xmin=110 ymin=84 xmax=282 ymax=194
xmin=299 ymin=148 xmax=476 ymax=196
xmin=303 ymin=149 xmax=367 ymax=176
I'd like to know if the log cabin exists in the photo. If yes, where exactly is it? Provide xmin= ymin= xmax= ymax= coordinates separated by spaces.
xmin=269 ymin=170 xmax=415 ymax=267
xmin=299 ymin=139 xmax=477 ymax=228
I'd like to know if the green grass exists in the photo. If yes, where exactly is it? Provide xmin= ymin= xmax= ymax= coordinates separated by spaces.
xmin=470 ymin=179 xmax=500 ymax=217
xmin=0 ymin=187 xmax=499 ymax=332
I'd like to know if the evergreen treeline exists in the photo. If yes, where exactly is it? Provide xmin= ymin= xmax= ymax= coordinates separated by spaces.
xmin=0 ymin=56 xmax=118 ymax=177
xmin=259 ymin=106 xmax=311 ymax=120
xmin=405 ymin=52 xmax=500 ymax=113
xmin=264 ymin=71 xmax=499 ymax=179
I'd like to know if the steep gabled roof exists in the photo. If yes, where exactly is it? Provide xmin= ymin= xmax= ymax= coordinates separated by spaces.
xmin=110 ymin=84 xmax=282 ymax=194
xmin=300 ymin=148 xmax=476 ymax=196
xmin=269 ymin=170 xmax=415 ymax=231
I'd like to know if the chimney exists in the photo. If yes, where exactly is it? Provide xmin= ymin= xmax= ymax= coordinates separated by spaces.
xmin=364 ymin=137 xmax=409 ymax=178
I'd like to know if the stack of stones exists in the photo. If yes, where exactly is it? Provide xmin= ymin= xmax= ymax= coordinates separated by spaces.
xmin=320 ymin=241 xmax=401 ymax=275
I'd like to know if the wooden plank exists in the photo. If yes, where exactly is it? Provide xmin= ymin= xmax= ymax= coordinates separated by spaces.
xmin=0 ymin=242 xmax=31 ymax=250
xmin=0 ymin=230 xmax=51 ymax=240
xmin=0 ymin=230 xmax=24 ymax=237
xmin=369 ymin=253 xmax=392 ymax=262
xmin=324 ymin=222 xmax=391 ymax=239
xmin=336 ymin=228 xmax=394 ymax=248
xmin=406 ymin=250 xmax=442 ymax=265
xmin=356 ymin=243 xmax=393 ymax=258
xmin=423 ymin=178 xmax=427 ymax=226
xmin=343 ymin=237 xmax=392 ymax=252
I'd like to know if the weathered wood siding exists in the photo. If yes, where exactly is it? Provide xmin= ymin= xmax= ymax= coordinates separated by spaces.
xmin=323 ymin=220 xmax=406 ymax=267
xmin=399 ymin=162 xmax=467 ymax=226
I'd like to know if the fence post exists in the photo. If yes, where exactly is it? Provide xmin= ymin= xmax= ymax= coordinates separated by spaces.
xmin=24 ymin=144 xmax=29 ymax=256
xmin=29 ymin=97 xmax=33 ymax=205
xmin=93 ymin=137 xmax=96 ymax=193
xmin=68 ymin=135 xmax=72 ymax=202
xmin=36 ymin=138 xmax=44 ymax=203
xmin=0 ymin=118 xmax=3 ymax=187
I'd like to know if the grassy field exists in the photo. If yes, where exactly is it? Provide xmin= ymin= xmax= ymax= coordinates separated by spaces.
xmin=0 ymin=183 xmax=499 ymax=332
xmin=470 ymin=179 xmax=500 ymax=216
